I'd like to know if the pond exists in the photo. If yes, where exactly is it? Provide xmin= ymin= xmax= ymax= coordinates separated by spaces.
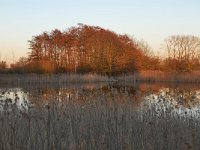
xmin=1 ymin=82 xmax=200 ymax=115
xmin=0 ymin=82 xmax=200 ymax=149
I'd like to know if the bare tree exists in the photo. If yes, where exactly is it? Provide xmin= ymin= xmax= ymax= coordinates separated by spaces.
xmin=164 ymin=35 xmax=200 ymax=71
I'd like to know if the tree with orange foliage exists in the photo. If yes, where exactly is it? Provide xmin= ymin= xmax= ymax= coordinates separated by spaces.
xmin=27 ymin=24 xmax=147 ymax=74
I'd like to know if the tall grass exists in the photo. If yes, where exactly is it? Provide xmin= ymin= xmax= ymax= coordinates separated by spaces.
xmin=138 ymin=70 xmax=200 ymax=83
xmin=0 ymin=87 xmax=200 ymax=150
xmin=0 ymin=71 xmax=200 ymax=85
xmin=115 ymin=71 xmax=200 ymax=83
xmin=0 ymin=73 xmax=115 ymax=85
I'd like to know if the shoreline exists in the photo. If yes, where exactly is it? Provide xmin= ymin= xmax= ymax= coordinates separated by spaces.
xmin=0 ymin=72 xmax=200 ymax=84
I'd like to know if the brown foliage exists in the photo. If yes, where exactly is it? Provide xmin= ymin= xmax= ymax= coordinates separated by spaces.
xmin=11 ymin=25 xmax=200 ymax=74
xmin=0 ymin=61 xmax=7 ymax=72
xmin=26 ymin=24 xmax=145 ymax=74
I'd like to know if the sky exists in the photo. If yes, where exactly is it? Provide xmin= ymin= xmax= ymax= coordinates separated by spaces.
xmin=0 ymin=0 xmax=200 ymax=63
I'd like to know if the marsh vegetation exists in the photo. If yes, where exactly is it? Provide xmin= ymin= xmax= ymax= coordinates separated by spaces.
xmin=0 ymin=82 xmax=200 ymax=150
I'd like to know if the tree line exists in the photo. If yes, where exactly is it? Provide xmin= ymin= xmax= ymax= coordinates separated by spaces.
xmin=1 ymin=24 xmax=200 ymax=74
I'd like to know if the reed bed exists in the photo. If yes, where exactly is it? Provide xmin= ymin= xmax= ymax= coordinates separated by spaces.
xmin=115 ymin=71 xmax=200 ymax=83
xmin=138 ymin=70 xmax=200 ymax=83
xmin=0 ymin=71 xmax=200 ymax=85
xmin=0 ymin=87 xmax=200 ymax=150
xmin=0 ymin=73 xmax=115 ymax=85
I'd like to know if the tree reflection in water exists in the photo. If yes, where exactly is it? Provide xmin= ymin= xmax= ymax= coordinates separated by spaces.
xmin=0 ymin=82 xmax=200 ymax=113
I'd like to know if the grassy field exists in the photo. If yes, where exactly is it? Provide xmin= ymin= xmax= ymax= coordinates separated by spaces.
xmin=0 ymin=87 xmax=200 ymax=150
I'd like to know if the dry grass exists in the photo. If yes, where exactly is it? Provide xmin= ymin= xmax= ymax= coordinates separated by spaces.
xmin=0 ymin=87 xmax=200 ymax=150
xmin=0 ymin=71 xmax=200 ymax=85
xmin=138 ymin=70 xmax=200 ymax=83
xmin=0 ymin=73 xmax=115 ymax=85
xmin=115 ymin=71 xmax=200 ymax=83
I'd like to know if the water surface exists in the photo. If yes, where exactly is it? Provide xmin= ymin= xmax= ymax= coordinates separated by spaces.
xmin=1 ymin=82 xmax=200 ymax=117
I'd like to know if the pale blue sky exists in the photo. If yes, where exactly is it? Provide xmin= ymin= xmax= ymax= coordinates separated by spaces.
xmin=0 ymin=0 xmax=200 ymax=63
